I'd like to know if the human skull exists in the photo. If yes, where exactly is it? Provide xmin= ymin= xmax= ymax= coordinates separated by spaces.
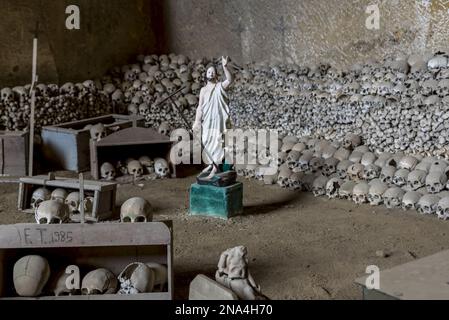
xmin=333 ymin=148 xmax=351 ymax=161
xmin=154 ymin=158 xmax=170 ymax=178
xmin=342 ymin=133 xmax=362 ymax=150
xmin=402 ymin=191 xmax=422 ymax=211
xmin=13 ymin=255 xmax=50 ymax=297
xmin=361 ymin=152 xmax=377 ymax=166
xmin=383 ymin=187 xmax=405 ymax=209
xmin=426 ymin=171 xmax=448 ymax=194
xmin=50 ymin=188 xmax=68 ymax=203
xmin=436 ymin=197 xmax=449 ymax=220
xmin=430 ymin=160 xmax=448 ymax=174
xmin=298 ymin=151 xmax=314 ymax=172
xmin=363 ymin=164 xmax=381 ymax=180
xmin=128 ymin=104 xmax=138 ymax=115
xmin=120 ymin=197 xmax=153 ymax=223
xmin=139 ymin=103 xmax=150 ymax=116
xmin=368 ymin=180 xmax=388 ymax=206
xmin=326 ymin=178 xmax=343 ymax=199
xmin=398 ymin=156 xmax=418 ymax=171
xmin=51 ymin=268 xmax=80 ymax=296
xmin=127 ymin=160 xmax=143 ymax=178
xmin=309 ymin=157 xmax=324 ymax=172
xmin=417 ymin=194 xmax=441 ymax=215
xmin=286 ymin=151 xmax=300 ymax=170
xmin=139 ymin=156 xmax=155 ymax=174
xmin=81 ymin=268 xmax=118 ymax=295
xmin=288 ymin=172 xmax=304 ymax=190
xmin=100 ymin=162 xmax=116 ymax=181
xmin=35 ymin=200 xmax=69 ymax=224
xmin=277 ymin=165 xmax=292 ymax=188
xmin=337 ymin=160 xmax=353 ymax=179
xmin=339 ymin=181 xmax=357 ymax=199
xmin=118 ymin=263 xmax=155 ymax=294
xmin=31 ymin=187 xmax=51 ymax=209
xmin=407 ymin=170 xmax=427 ymax=191
xmin=312 ymin=175 xmax=328 ymax=197
xmin=380 ymin=165 xmax=397 ymax=184
xmin=393 ymin=169 xmax=410 ymax=187
xmin=349 ymin=151 xmax=363 ymax=164
xmin=90 ymin=123 xmax=107 ymax=141
xmin=347 ymin=163 xmax=364 ymax=182
xmin=158 ymin=122 xmax=171 ymax=136
xmin=64 ymin=192 xmax=81 ymax=215
xmin=353 ymin=182 xmax=370 ymax=204
xmin=323 ymin=157 xmax=339 ymax=176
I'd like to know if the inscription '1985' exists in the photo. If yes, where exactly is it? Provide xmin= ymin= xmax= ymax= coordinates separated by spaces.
xmin=22 ymin=227 xmax=74 ymax=246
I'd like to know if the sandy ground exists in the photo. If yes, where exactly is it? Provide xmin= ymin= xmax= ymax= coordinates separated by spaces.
xmin=1 ymin=174 xmax=449 ymax=300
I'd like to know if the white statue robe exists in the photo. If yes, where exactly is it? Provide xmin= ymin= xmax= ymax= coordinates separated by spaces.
xmin=201 ymin=82 xmax=231 ymax=165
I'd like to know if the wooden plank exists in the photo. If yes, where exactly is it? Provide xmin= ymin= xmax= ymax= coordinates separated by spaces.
xmin=0 ymin=222 xmax=172 ymax=248
xmin=355 ymin=250 xmax=449 ymax=300
xmin=20 ymin=176 xmax=116 ymax=191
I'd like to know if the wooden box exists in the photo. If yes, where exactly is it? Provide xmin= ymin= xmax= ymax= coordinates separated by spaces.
xmin=41 ymin=114 xmax=145 ymax=172
xmin=0 ymin=222 xmax=173 ymax=300
xmin=190 ymin=182 xmax=243 ymax=220
xmin=0 ymin=130 xmax=29 ymax=176
xmin=18 ymin=175 xmax=117 ymax=221
xmin=90 ymin=127 xmax=178 ymax=180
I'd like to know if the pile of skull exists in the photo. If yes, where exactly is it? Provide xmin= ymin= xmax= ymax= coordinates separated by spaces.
xmin=12 ymin=255 xmax=167 ymax=297
xmin=228 ymin=52 xmax=449 ymax=158
xmin=236 ymin=132 xmax=449 ymax=220
xmin=101 ymin=54 xmax=215 ymax=129
xmin=0 ymin=81 xmax=111 ymax=131
xmin=100 ymin=157 xmax=170 ymax=181
xmin=31 ymin=187 xmax=95 ymax=224
xmin=32 ymin=187 xmax=155 ymax=224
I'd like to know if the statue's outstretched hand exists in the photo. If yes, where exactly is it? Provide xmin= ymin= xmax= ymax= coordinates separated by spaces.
xmin=222 ymin=56 xmax=230 ymax=68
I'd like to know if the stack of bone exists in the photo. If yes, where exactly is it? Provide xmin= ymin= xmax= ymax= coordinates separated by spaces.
xmin=236 ymin=132 xmax=449 ymax=220
xmin=229 ymin=52 xmax=449 ymax=158
xmin=3 ymin=52 xmax=449 ymax=158
xmin=0 ymin=81 xmax=111 ymax=131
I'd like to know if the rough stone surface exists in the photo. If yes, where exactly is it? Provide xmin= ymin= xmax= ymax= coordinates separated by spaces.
xmin=0 ymin=0 xmax=160 ymax=86
xmin=165 ymin=0 xmax=449 ymax=68
xmin=189 ymin=274 xmax=238 ymax=300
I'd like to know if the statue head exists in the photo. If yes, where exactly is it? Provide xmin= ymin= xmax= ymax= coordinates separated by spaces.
xmin=206 ymin=66 xmax=218 ymax=83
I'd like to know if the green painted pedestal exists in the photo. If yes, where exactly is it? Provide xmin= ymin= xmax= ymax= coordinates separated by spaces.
xmin=190 ymin=182 xmax=243 ymax=220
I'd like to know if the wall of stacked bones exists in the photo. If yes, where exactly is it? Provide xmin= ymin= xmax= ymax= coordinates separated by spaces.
xmin=2 ymin=52 xmax=449 ymax=218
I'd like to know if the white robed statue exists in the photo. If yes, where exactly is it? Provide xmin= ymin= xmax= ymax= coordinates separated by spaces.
xmin=193 ymin=56 xmax=234 ymax=179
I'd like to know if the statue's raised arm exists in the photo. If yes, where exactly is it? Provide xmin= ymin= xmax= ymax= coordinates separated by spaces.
xmin=221 ymin=56 xmax=233 ymax=90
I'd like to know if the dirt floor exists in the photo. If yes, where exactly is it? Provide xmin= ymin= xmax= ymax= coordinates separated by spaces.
xmin=1 ymin=173 xmax=449 ymax=300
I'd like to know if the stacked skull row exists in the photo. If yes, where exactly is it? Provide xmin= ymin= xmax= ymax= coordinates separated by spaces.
xmin=3 ymin=52 xmax=449 ymax=156
xmin=0 ymin=81 xmax=111 ymax=131
xmin=237 ymin=132 xmax=449 ymax=220
xmin=13 ymin=255 xmax=167 ymax=297
xmin=229 ymin=52 xmax=449 ymax=157
xmin=100 ymin=157 xmax=170 ymax=181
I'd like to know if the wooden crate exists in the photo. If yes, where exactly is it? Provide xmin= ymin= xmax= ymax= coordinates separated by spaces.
xmin=41 ymin=114 xmax=145 ymax=172
xmin=90 ymin=127 xmax=179 ymax=180
xmin=0 ymin=131 xmax=29 ymax=176
xmin=0 ymin=222 xmax=173 ymax=300
xmin=18 ymin=175 xmax=117 ymax=222
xmin=355 ymin=250 xmax=449 ymax=300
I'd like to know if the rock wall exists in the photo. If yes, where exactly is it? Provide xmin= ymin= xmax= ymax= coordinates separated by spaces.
xmin=0 ymin=0 xmax=162 ymax=87
xmin=164 ymin=0 xmax=449 ymax=68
